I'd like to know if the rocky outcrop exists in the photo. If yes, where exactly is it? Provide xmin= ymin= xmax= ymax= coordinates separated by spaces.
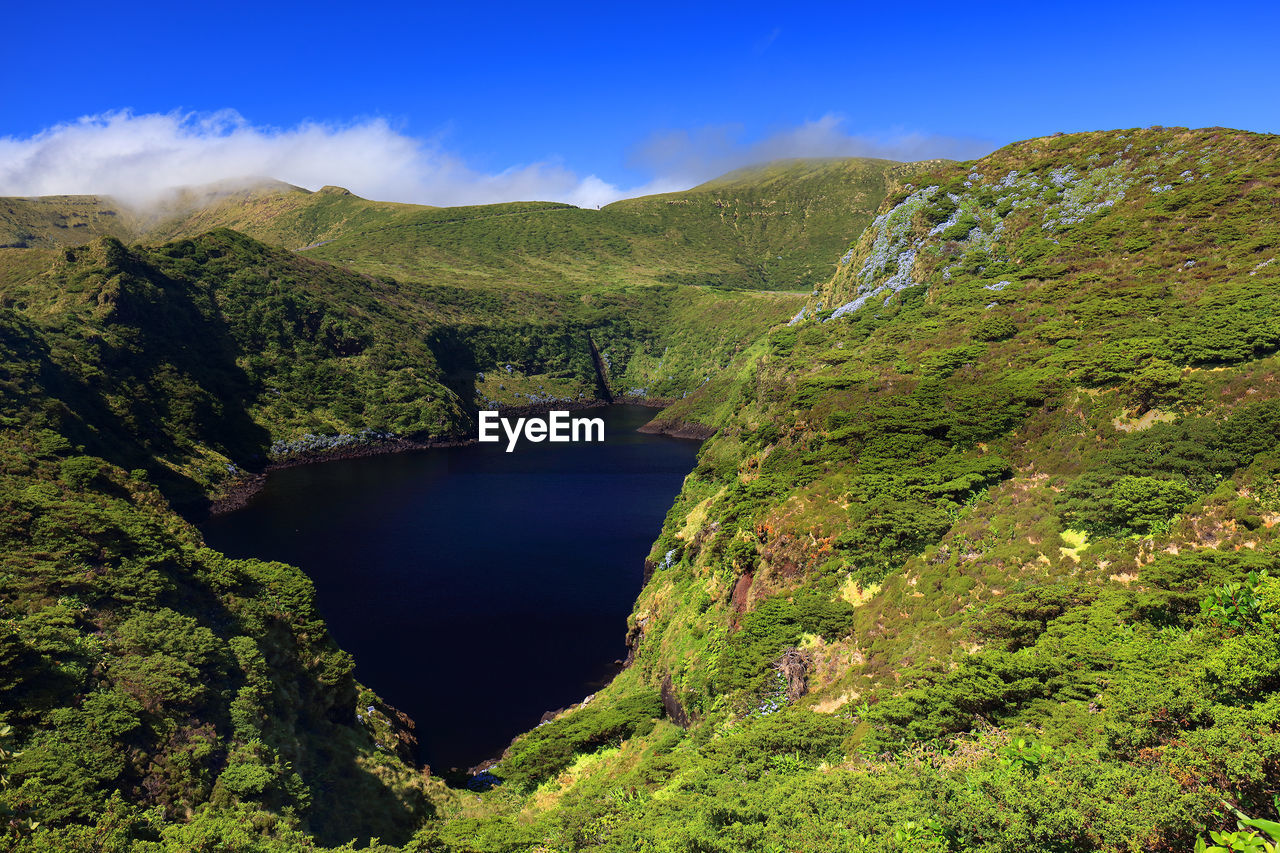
xmin=730 ymin=571 xmax=754 ymax=617
xmin=637 ymin=417 xmax=716 ymax=440
xmin=774 ymin=647 xmax=812 ymax=704
xmin=623 ymin=618 xmax=647 ymax=667
xmin=660 ymin=675 xmax=691 ymax=728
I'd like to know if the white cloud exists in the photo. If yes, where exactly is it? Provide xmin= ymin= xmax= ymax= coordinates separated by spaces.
xmin=0 ymin=109 xmax=631 ymax=209
xmin=630 ymin=114 xmax=997 ymax=187
xmin=0 ymin=110 xmax=996 ymax=210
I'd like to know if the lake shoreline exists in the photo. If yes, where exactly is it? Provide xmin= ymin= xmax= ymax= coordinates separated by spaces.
xmin=203 ymin=397 xmax=683 ymax=518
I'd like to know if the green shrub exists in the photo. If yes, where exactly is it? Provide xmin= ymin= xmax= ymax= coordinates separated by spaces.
xmin=940 ymin=212 xmax=978 ymax=241
xmin=973 ymin=316 xmax=1017 ymax=342
xmin=972 ymin=583 xmax=1097 ymax=650
xmin=497 ymin=691 xmax=663 ymax=790
xmin=1201 ymin=570 xmax=1271 ymax=631
xmin=58 ymin=456 xmax=101 ymax=490
xmin=717 ymin=593 xmax=855 ymax=693
xmin=922 ymin=195 xmax=958 ymax=226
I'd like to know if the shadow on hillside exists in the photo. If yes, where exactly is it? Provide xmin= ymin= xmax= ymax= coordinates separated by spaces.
xmin=158 ymin=556 xmax=434 ymax=847
xmin=307 ymin=748 xmax=436 ymax=847
xmin=28 ymin=243 xmax=274 ymax=510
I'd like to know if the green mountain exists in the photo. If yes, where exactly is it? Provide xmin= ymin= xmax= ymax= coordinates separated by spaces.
xmin=0 ymin=195 xmax=143 ymax=248
xmin=299 ymin=158 xmax=927 ymax=293
xmin=2 ymin=158 xmax=913 ymax=294
xmin=0 ymin=180 xmax=344 ymax=250
xmin=1 ymin=158 xmax=917 ymax=422
xmin=2 ymin=131 xmax=1280 ymax=851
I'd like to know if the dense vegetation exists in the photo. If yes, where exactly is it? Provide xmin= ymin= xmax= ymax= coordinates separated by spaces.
xmin=3 ymin=131 xmax=1280 ymax=851
xmin=0 ymin=231 xmax=468 ymax=506
xmin=0 ymin=425 xmax=444 ymax=847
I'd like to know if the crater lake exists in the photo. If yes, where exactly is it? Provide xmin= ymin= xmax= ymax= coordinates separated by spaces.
xmin=200 ymin=405 xmax=701 ymax=771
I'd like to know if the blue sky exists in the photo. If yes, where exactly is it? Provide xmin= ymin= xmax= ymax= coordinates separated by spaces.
xmin=3 ymin=0 xmax=1278 ymax=205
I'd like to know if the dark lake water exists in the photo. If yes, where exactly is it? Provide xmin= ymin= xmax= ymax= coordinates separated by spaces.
xmin=200 ymin=405 xmax=700 ymax=771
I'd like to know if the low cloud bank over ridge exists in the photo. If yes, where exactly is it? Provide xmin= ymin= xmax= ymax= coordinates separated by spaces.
xmin=0 ymin=110 xmax=995 ymax=209
xmin=631 ymin=115 xmax=995 ymax=188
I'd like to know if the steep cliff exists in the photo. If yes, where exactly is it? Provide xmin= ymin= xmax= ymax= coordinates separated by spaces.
xmin=451 ymin=128 xmax=1280 ymax=852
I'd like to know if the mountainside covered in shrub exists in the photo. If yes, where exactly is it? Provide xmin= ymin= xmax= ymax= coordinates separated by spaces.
xmin=453 ymin=127 xmax=1280 ymax=853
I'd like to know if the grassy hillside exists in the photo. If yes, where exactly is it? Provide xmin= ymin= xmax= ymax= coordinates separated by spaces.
xmin=604 ymin=158 xmax=946 ymax=290
xmin=0 ymin=229 xmax=805 ymax=506
xmin=274 ymin=159 xmax=919 ymax=408
xmin=144 ymin=182 xmax=426 ymax=251
xmin=2 ymin=158 xmax=920 ymax=296
xmin=0 ymin=231 xmax=470 ymax=507
xmin=0 ymin=195 xmax=143 ymax=248
xmin=300 ymin=158 xmax=919 ymax=296
xmin=0 ymin=179 xmax=420 ymax=252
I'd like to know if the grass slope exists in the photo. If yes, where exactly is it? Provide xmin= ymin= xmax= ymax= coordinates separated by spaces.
xmin=0 ymin=195 xmax=143 ymax=248
xmin=145 ymin=182 xmax=426 ymax=251
xmin=2 ymin=159 xmax=922 ymax=412
xmin=301 ymin=158 xmax=920 ymax=296
xmin=2 ymin=159 xmax=918 ymax=298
